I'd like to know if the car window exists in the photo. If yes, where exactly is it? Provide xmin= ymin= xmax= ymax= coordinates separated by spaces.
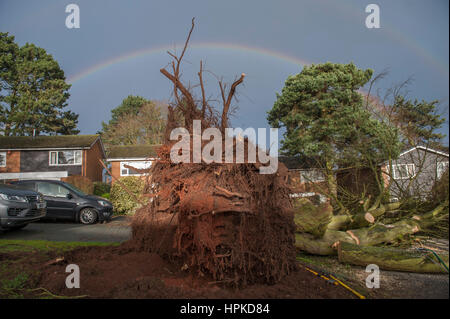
xmin=62 ymin=182 xmax=86 ymax=196
xmin=36 ymin=182 xmax=70 ymax=198
xmin=15 ymin=182 xmax=36 ymax=191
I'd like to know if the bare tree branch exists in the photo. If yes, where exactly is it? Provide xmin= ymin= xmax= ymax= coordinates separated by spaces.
xmin=221 ymin=73 xmax=245 ymax=132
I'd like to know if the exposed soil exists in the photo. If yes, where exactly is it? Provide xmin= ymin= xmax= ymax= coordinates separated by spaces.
xmin=36 ymin=245 xmax=355 ymax=299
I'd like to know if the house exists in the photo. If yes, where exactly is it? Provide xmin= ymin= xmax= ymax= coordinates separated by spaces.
xmin=279 ymin=156 xmax=328 ymax=201
xmin=105 ymin=145 xmax=160 ymax=183
xmin=281 ymin=145 xmax=449 ymax=203
xmin=0 ymin=135 xmax=106 ymax=182
xmin=381 ymin=145 xmax=449 ymax=200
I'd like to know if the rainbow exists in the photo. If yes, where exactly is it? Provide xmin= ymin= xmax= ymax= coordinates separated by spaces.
xmin=66 ymin=42 xmax=311 ymax=84
xmin=316 ymin=0 xmax=448 ymax=76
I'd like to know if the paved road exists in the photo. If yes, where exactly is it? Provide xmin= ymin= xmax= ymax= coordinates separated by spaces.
xmin=0 ymin=216 xmax=131 ymax=243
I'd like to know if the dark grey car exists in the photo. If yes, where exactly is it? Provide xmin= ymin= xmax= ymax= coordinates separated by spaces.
xmin=0 ymin=184 xmax=46 ymax=230
xmin=10 ymin=180 xmax=113 ymax=224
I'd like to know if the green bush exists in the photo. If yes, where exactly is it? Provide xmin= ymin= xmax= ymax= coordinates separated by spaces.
xmin=110 ymin=177 xmax=147 ymax=215
xmin=100 ymin=193 xmax=110 ymax=199
xmin=93 ymin=182 xmax=111 ymax=196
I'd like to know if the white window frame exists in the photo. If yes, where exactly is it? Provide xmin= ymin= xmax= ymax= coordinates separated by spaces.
xmin=120 ymin=161 xmax=152 ymax=177
xmin=49 ymin=150 xmax=82 ymax=166
xmin=437 ymin=161 xmax=449 ymax=179
xmin=0 ymin=152 xmax=6 ymax=167
xmin=392 ymin=163 xmax=415 ymax=180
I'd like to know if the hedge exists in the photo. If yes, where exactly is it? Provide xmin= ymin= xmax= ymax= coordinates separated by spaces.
xmin=110 ymin=176 xmax=147 ymax=215
xmin=93 ymin=182 xmax=111 ymax=196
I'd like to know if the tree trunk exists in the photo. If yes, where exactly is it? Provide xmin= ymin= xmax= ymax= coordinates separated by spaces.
xmin=295 ymin=219 xmax=421 ymax=255
xmin=337 ymin=241 xmax=449 ymax=273
xmin=350 ymin=201 xmax=400 ymax=229
xmin=327 ymin=214 xmax=351 ymax=230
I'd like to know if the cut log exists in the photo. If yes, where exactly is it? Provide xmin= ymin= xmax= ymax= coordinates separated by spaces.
xmin=295 ymin=231 xmax=354 ymax=255
xmin=327 ymin=214 xmax=351 ymax=231
xmin=350 ymin=202 xmax=400 ymax=229
xmin=352 ymin=220 xmax=420 ymax=246
xmin=337 ymin=241 xmax=449 ymax=273
xmin=349 ymin=212 xmax=375 ymax=228
xmin=293 ymin=199 xmax=332 ymax=238
xmin=295 ymin=219 xmax=421 ymax=255
xmin=384 ymin=202 xmax=402 ymax=212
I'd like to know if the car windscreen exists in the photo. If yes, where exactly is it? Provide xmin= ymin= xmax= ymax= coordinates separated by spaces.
xmin=62 ymin=182 xmax=87 ymax=196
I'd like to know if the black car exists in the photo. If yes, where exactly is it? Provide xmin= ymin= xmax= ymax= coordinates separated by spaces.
xmin=10 ymin=180 xmax=113 ymax=224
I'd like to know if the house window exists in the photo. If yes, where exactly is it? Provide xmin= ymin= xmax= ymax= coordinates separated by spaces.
xmin=0 ymin=152 xmax=6 ymax=167
xmin=49 ymin=150 xmax=82 ymax=166
xmin=392 ymin=163 xmax=415 ymax=180
xmin=120 ymin=161 xmax=152 ymax=176
xmin=299 ymin=169 xmax=325 ymax=183
xmin=437 ymin=161 xmax=449 ymax=179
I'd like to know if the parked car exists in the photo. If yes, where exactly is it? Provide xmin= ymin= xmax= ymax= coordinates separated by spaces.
xmin=10 ymin=180 xmax=113 ymax=224
xmin=0 ymin=183 xmax=46 ymax=230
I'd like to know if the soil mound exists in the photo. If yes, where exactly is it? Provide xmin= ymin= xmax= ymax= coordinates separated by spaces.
xmin=36 ymin=245 xmax=355 ymax=298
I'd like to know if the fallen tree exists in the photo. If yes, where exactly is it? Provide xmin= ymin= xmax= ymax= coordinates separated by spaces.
xmin=336 ymin=241 xmax=449 ymax=273
xmin=294 ymin=199 xmax=449 ymax=256
xmin=295 ymin=219 xmax=420 ymax=255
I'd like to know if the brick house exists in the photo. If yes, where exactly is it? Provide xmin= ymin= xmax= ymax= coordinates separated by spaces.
xmin=279 ymin=156 xmax=328 ymax=201
xmin=105 ymin=145 xmax=160 ymax=183
xmin=0 ymin=135 xmax=106 ymax=182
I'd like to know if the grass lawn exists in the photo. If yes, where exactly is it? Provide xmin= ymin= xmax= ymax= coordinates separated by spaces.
xmin=0 ymin=239 xmax=118 ymax=253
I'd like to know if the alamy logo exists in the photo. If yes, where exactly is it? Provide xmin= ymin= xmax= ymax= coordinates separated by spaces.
xmin=170 ymin=120 xmax=279 ymax=174
xmin=365 ymin=264 xmax=380 ymax=288
xmin=65 ymin=4 xmax=80 ymax=29
xmin=65 ymin=264 xmax=80 ymax=288
xmin=365 ymin=4 xmax=380 ymax=29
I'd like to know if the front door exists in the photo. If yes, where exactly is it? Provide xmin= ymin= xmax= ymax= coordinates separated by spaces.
xmin=36 ymin=182 xmax=77 ymax=219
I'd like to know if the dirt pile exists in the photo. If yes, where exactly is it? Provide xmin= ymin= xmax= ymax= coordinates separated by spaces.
xmin=35 ymin=245 xmax=354 ymax=299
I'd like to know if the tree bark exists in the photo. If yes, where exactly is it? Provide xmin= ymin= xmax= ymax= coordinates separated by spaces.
xmin=295 ymin=219 xmax=421 ymax=255
xmin=327 ymin=214 xmax=351 ymax=231
xmin=350 ymin=201 xmax=400 ymax=229
xmin=337 ymin=241 xmax=449 ymax=273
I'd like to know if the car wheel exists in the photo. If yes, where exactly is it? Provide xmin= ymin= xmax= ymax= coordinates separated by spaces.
xmin=79 ymin=208 xmax=98 ymax=225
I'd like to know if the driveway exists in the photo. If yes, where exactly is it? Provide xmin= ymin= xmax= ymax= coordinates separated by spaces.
xmin=0 ymin=216 xmax=131 ymax=243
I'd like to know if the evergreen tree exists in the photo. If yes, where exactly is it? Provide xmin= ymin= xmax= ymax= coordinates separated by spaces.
xmin=267 ymin=62 xmax=400 ymax=201
xmin=0 ymin=32 xmax=78 ymax=136
xmin=391 ymin=96 xmax=445 ymax=147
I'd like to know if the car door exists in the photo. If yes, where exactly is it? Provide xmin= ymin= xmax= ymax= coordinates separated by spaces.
xmin=36 ymin=182 xmax=77 ymax=219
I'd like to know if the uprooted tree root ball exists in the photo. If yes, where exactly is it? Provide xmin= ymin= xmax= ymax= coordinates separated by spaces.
xmin=127 ymin=18 xmax=297 ymax=287
xmin=130 ymin=143 xmax=297 ymax=286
